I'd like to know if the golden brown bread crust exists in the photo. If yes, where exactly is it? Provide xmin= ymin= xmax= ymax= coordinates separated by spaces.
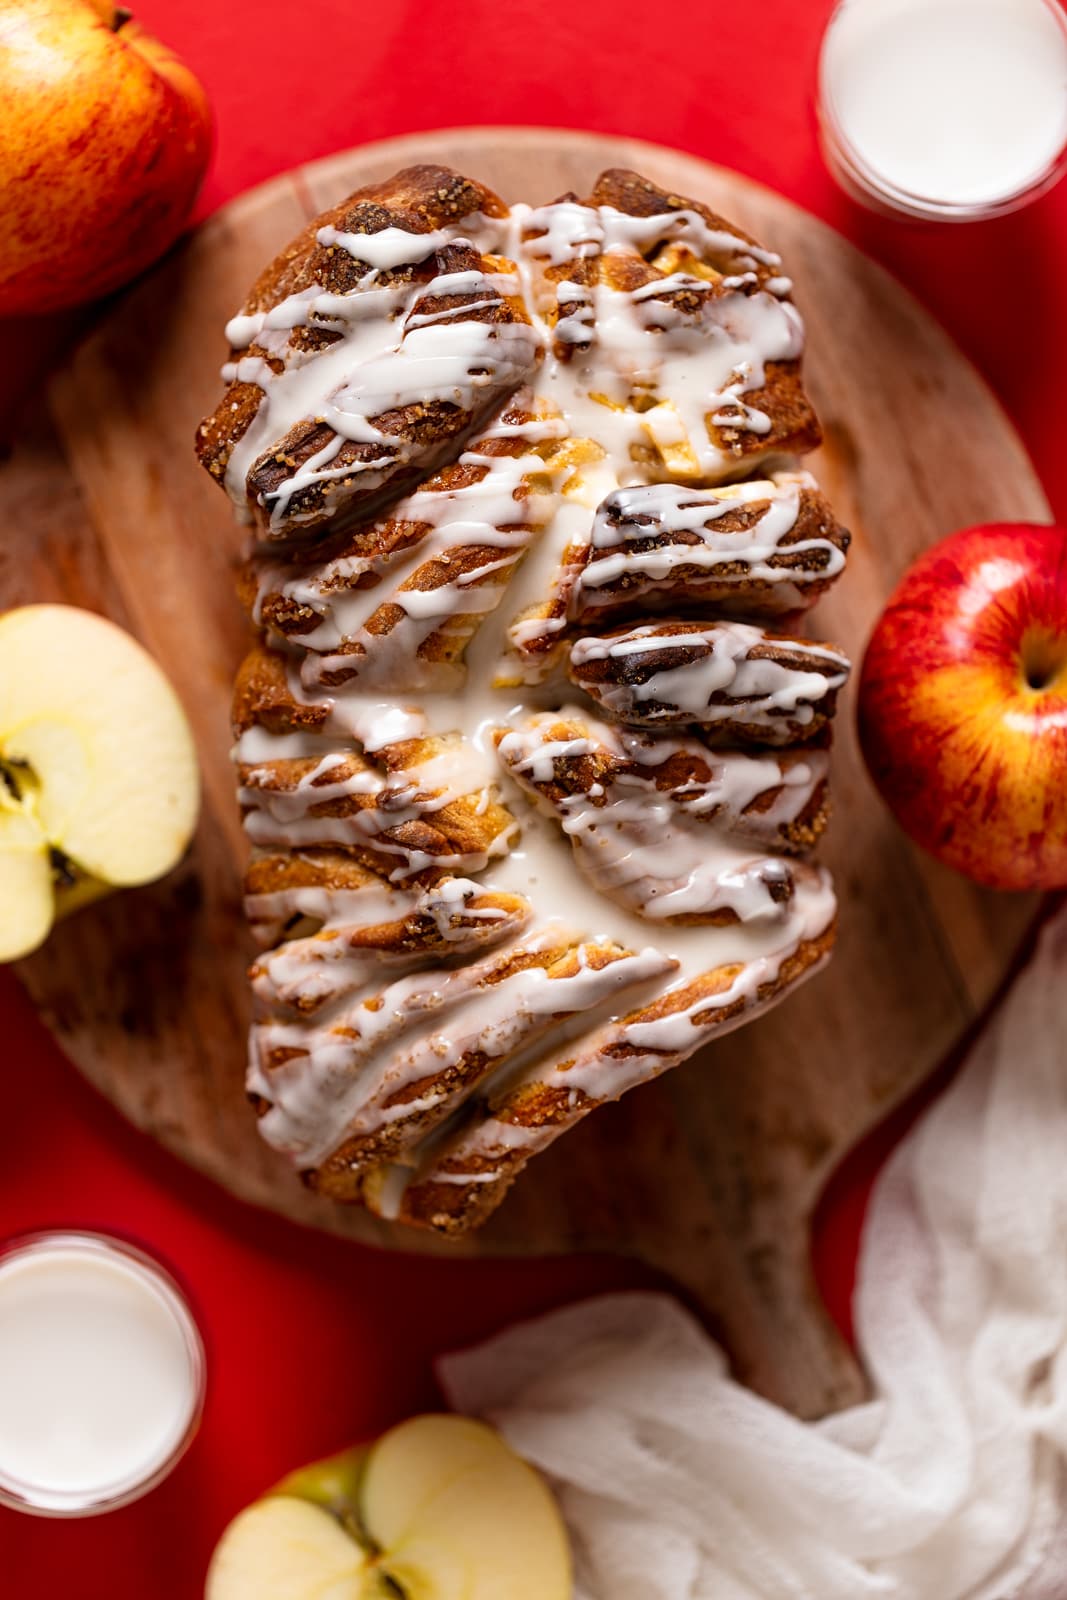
xmin=244 ymin=847 xmax=389 ymax=945
xmin=199 ymin=163 xmax=823 ymax=545
xmin=590 ymin=168 xmax=770 ymax=247
xmin=597 ymin=169 xmax=823 ymax=467
xmin=250 ymin=884 xmax=532 ymax=1020
xmin=242 ymin=166 xmax=509 ymax=330
xmin=233 ymin=659 xmax=519 ymax=884
xmin=243 ymin=847 xmax=382 ymax=905
xmin=243 ymin=850 xmax=529 ymax=950
xmin=241 ymin=250 xmax=534 ymax=542
xmin=232 ymin=644 xmax=330 ymax=737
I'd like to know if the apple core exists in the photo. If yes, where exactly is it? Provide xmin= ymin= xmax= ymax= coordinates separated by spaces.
xmin=1020 ymin=629 xmax=1067 ymax=694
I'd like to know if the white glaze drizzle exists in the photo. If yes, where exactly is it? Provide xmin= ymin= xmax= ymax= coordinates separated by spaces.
xmin=237 ymin=724 xmax=509 ymax=880
xmin=245 ymin=881 xmax=418 ymax=947
xmin=504 ymin=201 xmax=804 ymax=484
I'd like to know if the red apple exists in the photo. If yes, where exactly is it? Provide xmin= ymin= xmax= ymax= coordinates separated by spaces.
xmin=0 ymin=0 xmax=212 ymax=315
xmin=858 ymin=522 xmax=1067 ymax=891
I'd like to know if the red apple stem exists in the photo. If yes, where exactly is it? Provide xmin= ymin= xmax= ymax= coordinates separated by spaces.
xmin=111 ymin=7 xmax=133 ymax=30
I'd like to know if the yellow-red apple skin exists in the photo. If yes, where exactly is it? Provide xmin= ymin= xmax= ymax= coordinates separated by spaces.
xmin=0 ymin=0 xmax=212 ymax=314
xmin=858 ymin=523 xmax=1067 ymax=891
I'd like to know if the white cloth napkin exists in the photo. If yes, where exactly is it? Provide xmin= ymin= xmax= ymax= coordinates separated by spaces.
xmin=440 ymin=904 xmax=1067 ymax=1600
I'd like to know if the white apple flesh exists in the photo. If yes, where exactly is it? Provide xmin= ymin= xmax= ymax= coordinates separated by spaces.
xmin=0 ymin=797 xmax=53 ymax=963
xmin=206 ymin=1415 xmax=571 ymax=1600
xmin=0 ymin=605 xmax=200 ymax=959
xmin=210 ymin=1497 xmax=367 ymax=1600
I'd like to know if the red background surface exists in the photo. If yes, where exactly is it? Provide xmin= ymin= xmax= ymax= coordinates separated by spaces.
xmin=3 ymin=0 xmax=1066 ymax=1591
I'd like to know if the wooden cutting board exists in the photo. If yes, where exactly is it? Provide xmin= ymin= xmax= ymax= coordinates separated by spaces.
xmin=5 ymin=129 xmax=1046 ymax=1419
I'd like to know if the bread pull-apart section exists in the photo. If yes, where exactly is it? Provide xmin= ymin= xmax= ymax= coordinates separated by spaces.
xmin=199 ymin=163 xmax=852 ymax=1236
xmin=569 ymin=620 xmax=849 ymax=743
xmin=197 ymin=166 xmax=540 ymax=542
xmin=506 ymin=472 xmax=850 ymax=675
xmin=233 ymin=648 xmax=517 ymax=881
xmin=244 ymin=848 xmax=518 ymax=948
xmin=496 ymin=710 xmax=832 ymax=923
xmin=364 ymin=903 xmax=837 ymax=1235
xmin=577 ymin=474 xmax=848 ymax=616
xmin=495 ymin=711 xmax=831 ymax=843
xmin=249 ymin=924 xmax=675 ymax=1188
xmin=517 ymin=168 xmax=820 ymax=483
xmin=236 ymin=395 xmax=568 ymax=692
xmin=250 ymin=877 xmax=533 ymax=1017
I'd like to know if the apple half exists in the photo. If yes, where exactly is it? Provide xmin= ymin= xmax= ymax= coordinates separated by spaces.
xmin=206 ymin=1415 xmax=572 ymax=1600
xmin=0 ymin=605 xmax=200 ymax=961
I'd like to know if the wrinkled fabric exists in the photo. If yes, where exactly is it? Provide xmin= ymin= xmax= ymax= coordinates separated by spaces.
xmin=441 ymin=906 xmax=1067 ymax=1599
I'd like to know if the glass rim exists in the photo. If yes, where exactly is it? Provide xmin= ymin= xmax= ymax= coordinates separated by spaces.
xmin=817 ymin=0 xmax=1067 ymax=221
xmin=0 ymin=1230 xmax=207 ymax=1518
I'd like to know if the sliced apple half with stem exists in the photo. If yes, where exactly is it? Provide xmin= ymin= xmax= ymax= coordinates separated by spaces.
xmin=0 ymin=605 xmax=199 ymax=961
xmin=206 ymin=1415 xmax=572 ymax=1600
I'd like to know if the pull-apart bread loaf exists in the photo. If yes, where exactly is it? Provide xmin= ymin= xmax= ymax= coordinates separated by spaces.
xmin=198 ymin=163 xmax=851 ymax=1234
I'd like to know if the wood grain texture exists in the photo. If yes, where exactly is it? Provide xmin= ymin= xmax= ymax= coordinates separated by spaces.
xmin=6 ymin=129 xmax=1047 ymax=1418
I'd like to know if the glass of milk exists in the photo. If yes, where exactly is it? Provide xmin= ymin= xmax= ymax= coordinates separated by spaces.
xmin=818 ymin=0 xmax=1067 ymax=219
xmin=0 ymin=1232 xmax=206 ymax=1516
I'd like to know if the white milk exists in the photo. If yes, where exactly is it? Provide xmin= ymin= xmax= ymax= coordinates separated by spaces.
xmin=0 ymin=1235 xmax=204 ymax=1514
xmin=821 ymin=0 xmax=1067 ymax=212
